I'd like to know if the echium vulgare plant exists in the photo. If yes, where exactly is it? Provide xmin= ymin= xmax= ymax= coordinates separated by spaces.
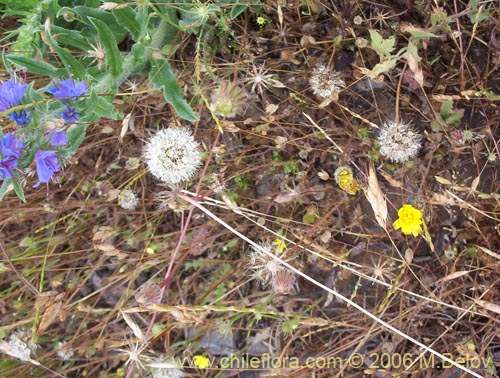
xmin=0 ymin=75 xmax=90 ymax=201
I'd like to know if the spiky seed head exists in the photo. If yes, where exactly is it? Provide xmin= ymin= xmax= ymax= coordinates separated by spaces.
xmin=210 ymin=81 xmax=247 ymax=119
xmin=309 ymin=64 xmax=345 ymax=99
xmin=272 ymin=270 xmax=297 ymax=295
xmin=144 ymin=128 xmax=202 ymax=184
xmin=377 ymin=120 xmax=422 ymax=163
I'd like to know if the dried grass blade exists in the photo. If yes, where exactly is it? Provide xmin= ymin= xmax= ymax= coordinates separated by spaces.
xmin=364 ymin=164 xmax=388 ymax=230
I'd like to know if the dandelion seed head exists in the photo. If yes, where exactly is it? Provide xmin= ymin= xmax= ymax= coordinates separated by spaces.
xmin=378 ymin=121 xmax=422 ymax=163
xmin=309 ymin=65 xmax=345 ymax=99
xmin=144 ymin=128 xmax=202 ymax=185
xmin=119 ymin=189 xmax=139 ymax=210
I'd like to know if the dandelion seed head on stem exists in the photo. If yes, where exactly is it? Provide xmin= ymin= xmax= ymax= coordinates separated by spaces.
xmin=309 ymin=64 xmax=345 ymax=99
xmin=144 ymin=128 xmax=202 ymax=185
xmin=378 ymin=121 xmax=422 ymax=163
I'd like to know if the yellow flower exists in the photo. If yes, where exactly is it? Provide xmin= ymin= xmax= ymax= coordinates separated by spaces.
xmin=334 ymin=166 xmax=361 ymax=195
xmin=193 ymin=355 xmax=210 ymax=369
xmin=256 ymin=16 xmax=268 ymax=26
xmin=393 ymin=204 xmax=424 ymax=237
xmin=273 ymin=238 xmax=287 ymax=254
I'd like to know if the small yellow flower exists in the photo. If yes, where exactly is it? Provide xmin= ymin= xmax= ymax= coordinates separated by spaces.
xmin=334 ymin=166 xmax=361 ymax=195
xmin=393 ymin=204 xmax=424 ymax=237
xmin=273 ymin=238 xmax=287 ymax=254
xmin=193 ymin=355 xmax=210 ymax=369
xmin=256 ymin=16 xmax=268 ymax=26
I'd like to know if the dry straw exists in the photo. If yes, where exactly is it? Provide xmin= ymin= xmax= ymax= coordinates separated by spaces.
xmin=364 ymin=163 xmax=388 ymax=230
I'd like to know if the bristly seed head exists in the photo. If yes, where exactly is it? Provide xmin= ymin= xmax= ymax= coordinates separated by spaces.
xmin=377 ymin=120 xmax=422 ymax=163
xmin=210 ymin=81 xmax=247 ymax=119
xmin=309 ymin=64 xmax=345 ymax=99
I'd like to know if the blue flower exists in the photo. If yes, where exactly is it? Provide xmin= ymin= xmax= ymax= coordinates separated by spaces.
xmin=47 ymin=130 xmax=67 ymax=146
xmin=0 ymin=157 xmax=18 ymax=179
xmin=0 ymin=133 xmax=24 ymax=159
xmin=61 ymin=107 xmax=79 ymax=123
xmin=34 ymin=150 xmax=61 ymax=187
xmin=9 ymin=109 xmax=31 ymax=126
xmin=0 ymin=80 xmax=27 ymax=112
xmin=47 ymin=79 xmax=88 ymax=101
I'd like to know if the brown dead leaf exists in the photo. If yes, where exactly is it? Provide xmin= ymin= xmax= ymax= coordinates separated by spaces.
xmin=36 ymin=292 xmax=65 ymax=336
xmin=473 ymin=299 xmax=500 ymax=315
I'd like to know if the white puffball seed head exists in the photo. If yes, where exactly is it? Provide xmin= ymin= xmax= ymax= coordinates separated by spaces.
xmin=144 ymin=128 xmax=202 ymax=184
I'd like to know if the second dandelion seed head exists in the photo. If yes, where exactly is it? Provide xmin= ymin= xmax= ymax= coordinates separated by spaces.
xmin=378 ymin=120 xmax=422 ymax=163
xmin=309 ymin=64 xmax=345 ymax=100
xmin=143 ymin=127 xmax=202 ymax=185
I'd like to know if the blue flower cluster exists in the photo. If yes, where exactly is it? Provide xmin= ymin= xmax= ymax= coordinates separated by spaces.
xmin=0 ymin=78 xmax=88 ymax=190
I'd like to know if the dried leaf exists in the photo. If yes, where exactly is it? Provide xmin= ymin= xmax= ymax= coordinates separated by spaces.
xmin=364 ymin=164 xmax=388 ymax=229
xmin=121 ymin=311 xmax=145 ymax=342
xmin=439 ymin=271 xmax=470 ymax=282
xmin=120 ymin=113 xmax=132 ymax=142
xmin=379 ymin=170 xmax=403 ymax=188
xmin=36 ymin=292 xmax=65 ymax=336
xmin=475 ymin=245 xmax=500 ymax=260
xmin=470 ymin=176 xmax=480 ymax=192
xmin=431 ymin=192 xmax=456 ymax=206
xmin=473 ymin=299 xmax=500 ymax=314
xmin=265 ymin=103 xmax=279 ymax=115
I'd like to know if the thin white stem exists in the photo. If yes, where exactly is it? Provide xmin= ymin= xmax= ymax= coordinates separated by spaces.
xmin=178 ymin=192 xmax=484 ymax=378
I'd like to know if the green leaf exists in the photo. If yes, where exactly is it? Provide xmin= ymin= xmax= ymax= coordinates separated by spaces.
xmin=85 ymin=91 xmax=122 ymax=121
xmin=112 ymin=6 xmax=141 ymax=41
xmin=440 ymin=100 xmax=453 ymax=117
xmin=369 ymin=29 xmax=396 ymax=59
xmin=5 ymin=55 xmax=63 ymax=78
xmin=12 ymin=178 xmax=26 ymax=203
xmin=51 ymin=25 xmax=92 ymax=51
xmin=400 ymin=24 xmax=439 ymax=40
xmin=371 ymin=57 xmax=398 ymax=76
xmin=230 ymin=4 xmax=247 ymax=19
xmin=44 ymin=26 xmax=86 ymax=80
xmin=0 ymin=179 xmax=12 ymax=202
xmin=57 ymin=6 xmax=128 ymax=41
xmin=89 ymin=18 xmax=122 ymax=76
xmin=435 ymin=176 xmax=452 ymax=185
xmin=149 ymin=58 xmax=198 ymax=122
xmin=65 ymin=124 xmax=86 ymax=158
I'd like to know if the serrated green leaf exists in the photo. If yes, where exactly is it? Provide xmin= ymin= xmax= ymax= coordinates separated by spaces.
xmin=90 ymin=18 xmax=122 ymax=76
xmin=440 ymin=100 xmax=453 ymax=117
xmin=113 ymin=6 xmax=141 ymax=41
xmin=369 ymin=29 xmax=396 ymax=59
xmin=149 ymin=58 xmax=198 ymax=122
xmin=6 ymin=55 xmax=63 ymax=78
xmin=371 ymin=57 xmax=398 ymax=76
xmin=435 ymin=176 xmax=452 ymax=185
